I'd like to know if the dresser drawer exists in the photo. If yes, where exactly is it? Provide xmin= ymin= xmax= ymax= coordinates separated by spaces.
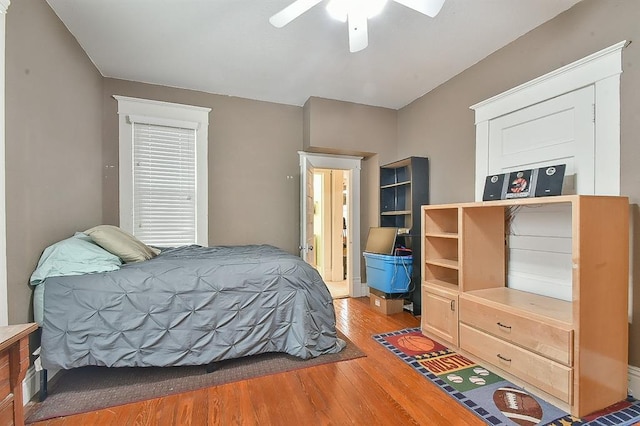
xmin=460 ymin=324 xmax=572 ymax=404
xmin=0 ymin=351 xmax=9 ymax=399
xmin=0 ymin=396 xmax=14 ymax=426
xmin=459 ymin=297 xmax=573 ymax=366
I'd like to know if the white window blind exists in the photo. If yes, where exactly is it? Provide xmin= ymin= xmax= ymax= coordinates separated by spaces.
xmin=132 ymin=122 xmax=197 ymax=246
xmin=115 ymin=95 xmax=210 ymax=246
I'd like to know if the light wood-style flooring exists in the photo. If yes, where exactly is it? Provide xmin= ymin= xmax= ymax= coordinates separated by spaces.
xmin=28 ymin=297 xmax=485 ymax=425
xmin=324 ymin=280 xmax=349 ymax=299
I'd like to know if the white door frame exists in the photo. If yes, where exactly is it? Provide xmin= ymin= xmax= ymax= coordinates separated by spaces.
xmin=0 ymin=0 xmax=10 ymax=327
xmin=299 ymin=152 xmax=364 ymax=297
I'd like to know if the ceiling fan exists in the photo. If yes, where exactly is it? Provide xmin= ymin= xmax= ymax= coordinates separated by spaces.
xmin=269 ymin=0 xmax=445 ymax=53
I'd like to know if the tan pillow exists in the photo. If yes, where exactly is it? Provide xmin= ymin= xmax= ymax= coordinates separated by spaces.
xmin=85 ymin=225 xmax=159 ymax=263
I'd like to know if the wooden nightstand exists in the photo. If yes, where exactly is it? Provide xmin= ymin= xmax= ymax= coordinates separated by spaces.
xmin=0 ymin=323 xmax=37 ymax=426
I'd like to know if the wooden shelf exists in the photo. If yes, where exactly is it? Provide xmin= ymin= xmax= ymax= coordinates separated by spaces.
xmin=380 ymin=181 xmax=411 ymax=189
xmin=425 ymin=258 xmax=458 ymax=270
xmin=381 ymin=210 xmax=411 ymax=216
xmin=424 ymin=279 xmax=459 ymax=293
xmin=424 ymin=232 xmax=458 ymax=239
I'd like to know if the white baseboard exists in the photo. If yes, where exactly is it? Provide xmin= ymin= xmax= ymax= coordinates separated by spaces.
xmin=355 ymin=278 xmax=366 ymax=297
xmin=349 ymin=276 xmax=365 ymax=297
xmin=629 ymin=364 xmax=640 ymax=398
xmin=22 ymin=365 xmax=38 ymax=405
xmin=22 ymin=364 xmax=60 ymax=405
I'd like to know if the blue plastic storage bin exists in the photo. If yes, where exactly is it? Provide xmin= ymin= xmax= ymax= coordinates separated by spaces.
xmin=363 ymin=252 xmax=413 ymax=293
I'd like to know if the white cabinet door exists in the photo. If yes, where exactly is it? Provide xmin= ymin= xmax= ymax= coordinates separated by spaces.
xmin=487 ymin=85 xmax=595 ymax=194
xmin=485 ymin=85 xmax=594 ymax=301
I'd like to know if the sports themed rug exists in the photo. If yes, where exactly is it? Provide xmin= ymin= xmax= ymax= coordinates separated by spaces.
xmin=373 ymin=328 xmax=640 ymax=425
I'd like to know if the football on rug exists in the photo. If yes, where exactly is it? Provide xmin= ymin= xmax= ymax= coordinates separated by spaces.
xmin=374 ymin=328 xmax=640 ymax=426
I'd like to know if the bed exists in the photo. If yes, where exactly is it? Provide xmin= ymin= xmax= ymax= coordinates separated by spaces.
xmin=32 ymin=228 xmax=345 ymax=371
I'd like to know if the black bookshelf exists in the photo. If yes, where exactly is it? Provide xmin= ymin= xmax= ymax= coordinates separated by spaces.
xmin=379 ymin=156 xmax=429 ymax=315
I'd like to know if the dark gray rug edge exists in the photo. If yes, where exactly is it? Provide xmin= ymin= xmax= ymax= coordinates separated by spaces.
xmin=26 ymin=333 xmax=364 ymax=423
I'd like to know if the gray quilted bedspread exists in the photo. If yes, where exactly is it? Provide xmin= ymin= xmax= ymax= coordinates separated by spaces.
xmin=41 ymin=244 xmax=346 ymax=370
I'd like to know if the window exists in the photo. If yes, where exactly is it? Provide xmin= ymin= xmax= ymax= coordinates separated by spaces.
xmin=132 ymin=121 xmax=196 ymax=246
xmin=114 ymin=96 xmax=211 ymax=246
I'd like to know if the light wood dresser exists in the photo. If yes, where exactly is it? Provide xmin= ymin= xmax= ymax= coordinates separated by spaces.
xmin=421 ymin=195 xmax=629 ymax=418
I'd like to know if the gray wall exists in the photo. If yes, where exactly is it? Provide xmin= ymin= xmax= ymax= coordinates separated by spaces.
xmin=5 ymin=0 xmax=104 ymax=325
xmin=102 ymin=79 xmax=303 ymax=254
xmin=102 ymin=88 xmax=398 ymax=282
xmin=397 ymin=0 xmax=640 ymax=366
xmin=303 ymin=96 xmax=399 ymax=279
xmin=303 ymin=96 xmax=397 ymax=160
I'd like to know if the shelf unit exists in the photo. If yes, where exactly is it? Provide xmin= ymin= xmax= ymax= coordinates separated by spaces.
xmin=421 ymin=206 xmax=460 ymax=342
xmin=421 ymin=195 xmax=629 ymax=418
xmin=379 ymin=157 xmax=429 ymax=315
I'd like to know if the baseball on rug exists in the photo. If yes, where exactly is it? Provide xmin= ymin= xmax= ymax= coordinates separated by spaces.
xmin=374 ymin=328 xmax=640 ymax=426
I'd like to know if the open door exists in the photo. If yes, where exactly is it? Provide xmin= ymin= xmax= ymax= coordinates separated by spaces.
xmin=312 ymin=169 xmax=347 ymax=282
xmin=300 ymin=155 xmax=316 ymax=266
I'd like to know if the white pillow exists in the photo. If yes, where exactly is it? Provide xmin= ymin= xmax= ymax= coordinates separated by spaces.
xmin=85 ymin=225 xmax=159 ymax=263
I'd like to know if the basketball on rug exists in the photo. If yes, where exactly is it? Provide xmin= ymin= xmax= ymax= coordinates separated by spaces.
xmin=374 ymin=328 xmax=640 ymax=426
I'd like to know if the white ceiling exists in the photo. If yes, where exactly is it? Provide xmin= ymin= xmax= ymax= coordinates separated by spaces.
xmin=45 ymin=0 xmax=582 ymax=110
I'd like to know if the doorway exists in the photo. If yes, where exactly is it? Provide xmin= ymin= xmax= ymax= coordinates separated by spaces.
xmin=313 ymin=169 xmax=349 ymax=298
xmin=298 ymin=152 xmax=364 ymax=298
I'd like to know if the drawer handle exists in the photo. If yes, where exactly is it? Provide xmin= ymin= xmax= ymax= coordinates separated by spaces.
xmin=496 ymin=322 xmax=512 ymax=330
xmin=450 ymin=300 xmax=455 ymax=311
xmin=497 ymin=354 xmax=512 ymax=363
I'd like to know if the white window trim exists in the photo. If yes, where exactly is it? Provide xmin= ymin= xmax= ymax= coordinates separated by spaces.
xmin=471 ymin=40 xmax=627 ymax=200
xmin=114 ymin=95 xmax=211 ymax=246
xmin=0 ymin=0 xmax=9 ymax=327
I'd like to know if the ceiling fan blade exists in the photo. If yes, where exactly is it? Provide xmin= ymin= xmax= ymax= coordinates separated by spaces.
xmin=391 ymin=0 xmax=445 ymax=17
xmin=348 ymin=12 xmax=368 ymax=53
xmin=269 ymin=0 xmax=323 ymax=28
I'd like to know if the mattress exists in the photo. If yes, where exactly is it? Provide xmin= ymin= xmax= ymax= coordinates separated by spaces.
xmin=40 ymin=244 xmax=345 ymax=369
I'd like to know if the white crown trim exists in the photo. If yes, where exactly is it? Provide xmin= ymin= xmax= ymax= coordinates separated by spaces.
xmin=470 ymin=40 xmax=627 ymax=123
xmin=0 ymin=0 xmax=10 ymax=14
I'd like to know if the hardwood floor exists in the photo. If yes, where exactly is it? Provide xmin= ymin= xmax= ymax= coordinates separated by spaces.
xmin=324 ymin=280 xmax=349 ymax=299
xmin=28 ymin=297 xmax=485 ymax=426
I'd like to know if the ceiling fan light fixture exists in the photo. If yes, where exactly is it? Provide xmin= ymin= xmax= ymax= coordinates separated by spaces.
xmin=270 ymin=0 xmax=445 ymax=53
xmin=326 ymin=0 xmax=388 ymax=23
